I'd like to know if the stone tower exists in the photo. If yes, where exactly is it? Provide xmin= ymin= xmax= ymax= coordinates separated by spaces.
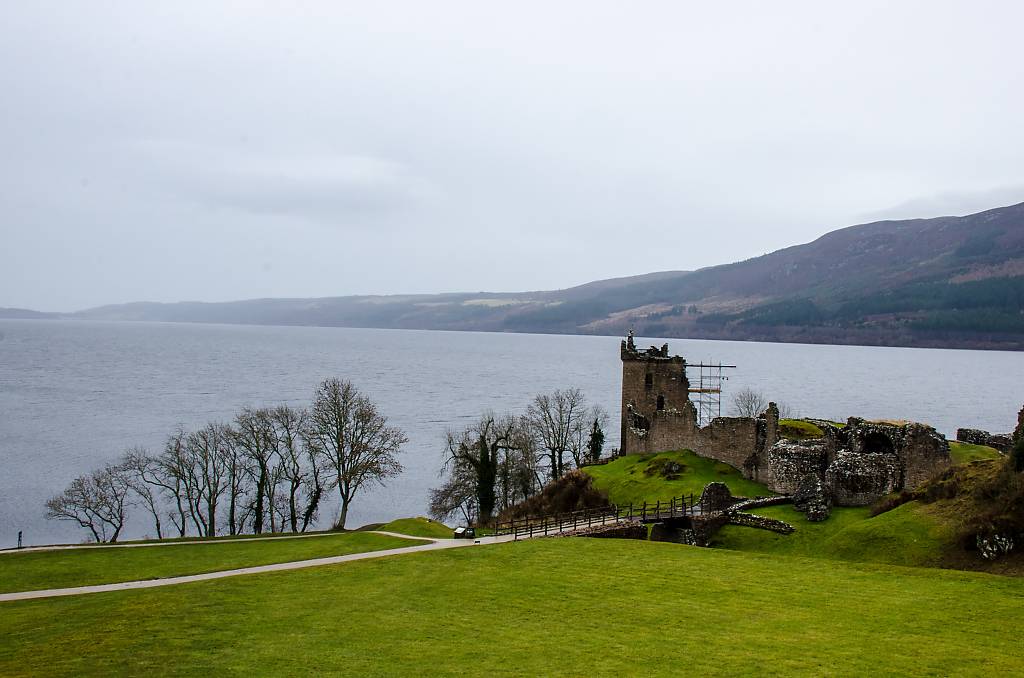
xmin=620 ymin=332 xmax=696 ymax=455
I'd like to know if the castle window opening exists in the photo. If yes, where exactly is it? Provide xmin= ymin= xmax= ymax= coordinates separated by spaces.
xmin=657 ymin=395 xmax=665 ymax=411
xmin=645 ymin=373 xmax=653 ymax=389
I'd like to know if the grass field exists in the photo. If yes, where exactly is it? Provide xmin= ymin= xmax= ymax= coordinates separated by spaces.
xmin=584 ymin=450 xmax=772 ymax=505
xmin=377 ymin=517 xmax=452 ymax=539
xmin=2 ymin=538 xmax=1022 ymax=676
xmin=0 ymin=532 xmax=419 ymax=594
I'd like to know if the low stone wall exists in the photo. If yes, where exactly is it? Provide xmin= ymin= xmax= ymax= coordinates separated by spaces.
xmin=727 ymin=512 xmax=795 ymax=534
xmin=553 ymin=522 xmax=647 ymax=540
xmin=956 ymin=428 xmax=1013 ymax=453
xmin=728 ymin=496 xmax=793 ymax=512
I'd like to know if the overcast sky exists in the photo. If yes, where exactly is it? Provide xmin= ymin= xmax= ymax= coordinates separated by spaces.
xmin=2 ymin=2 xmax=1023 ymax=311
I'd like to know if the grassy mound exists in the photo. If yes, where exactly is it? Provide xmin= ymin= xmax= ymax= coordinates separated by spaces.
xmin=0 ymin=532 xmax=419 ymax=594
xmin=2 ymin=539 xmax=1022 ymax=676
xmin=778 ymin=419 xmax=825 ymax=441
xmin=378 ymin=517 xmax=453 ymax=539
xmin=713 ymin=505 xmax=871 ymax=557
xmin=949 ymin=440 xmax=1003 ymax=465
xmin=584 ymin=450 xmax=771 ymax=506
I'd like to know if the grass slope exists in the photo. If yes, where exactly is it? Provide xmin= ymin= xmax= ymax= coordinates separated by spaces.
xmin=949 ymin=441 xmax=1003 ymax=465
xmin=378 ymin=517 xmax=452 ymax=539
xmin=2 ymin=539 xmax=1022 ymax=676
xmin=778 ymin=419 xmax=825 ymax=441
xmin=712 ymin=504 xmax=953 ymax=568
xmin=584 ymin=451 xmax=771 ymax=505
xmin=0 ymin=532 xmax=419 ymax=594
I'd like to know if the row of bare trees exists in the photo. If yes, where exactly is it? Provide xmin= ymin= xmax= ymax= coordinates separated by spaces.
xmin=428 ymin=388 xmax=608 ymax=526
xmin=45 ymin=379 xmax=406 ymax=543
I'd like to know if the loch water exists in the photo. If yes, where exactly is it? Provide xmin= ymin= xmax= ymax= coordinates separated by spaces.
xmin=1 ymin=319 xmax=1022 ymax=548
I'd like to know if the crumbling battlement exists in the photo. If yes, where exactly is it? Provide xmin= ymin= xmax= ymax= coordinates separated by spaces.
xmin=619 ymin=335 xmax=951 ymax=507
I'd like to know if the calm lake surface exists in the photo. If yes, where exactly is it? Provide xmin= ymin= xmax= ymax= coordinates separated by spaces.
xmin=2 ymin=319 xmax=1022 ymax=548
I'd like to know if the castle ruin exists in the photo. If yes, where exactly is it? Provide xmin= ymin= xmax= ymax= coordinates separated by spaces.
xmin=620 ymin=335 xmax=951 ymax=506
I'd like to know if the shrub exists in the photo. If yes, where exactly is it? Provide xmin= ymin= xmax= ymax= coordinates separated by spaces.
xmin=497 ymin=471 xmax=610 ymax=521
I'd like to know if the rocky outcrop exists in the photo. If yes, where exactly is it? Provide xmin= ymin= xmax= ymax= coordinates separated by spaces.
xmin=977 ymin=533 xmax=1015 ymax=561
xmin=825 ymin=450 xmax=902 ymax=506
xmin=792 ymin=474 xmax=833 ymax=521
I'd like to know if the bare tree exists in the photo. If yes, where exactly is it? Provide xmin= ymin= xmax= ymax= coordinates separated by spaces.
xmin=441 ymin=413 xmax=522 ymax=525
xmin=121 ymin=447 xmax=165 ymax=539
xmin=270 ymin=404 xmax=325 ymax=532
xmin=569 ymin=405 xmax=609 ymax=468
xmin=234 ymin=407 xmax=276 ymax=534
xmin=496 ymin=417 xmax=543 ymax=513
xmin=428 ymin=459 xmax=478 ymax=525
xmin=45 ymin=462 xmax=132 ymax=543
xmin=731 ymin=388 xmax=769 ymax=418
xmin=182 ymin=423 xmax=234 ymax=537
xmin=155 ymin=429 xmax=191 ymax=537
xmin=308 ymin=379 xmax=407 ymax=530
xmin=527 ymin=388 xmax=589 ymax=480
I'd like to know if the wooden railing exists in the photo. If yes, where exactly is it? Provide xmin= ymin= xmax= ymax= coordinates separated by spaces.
xmin=493 ymin=505 xmax=622 ymax=540
xmin=619 ymin=495 xmax=698 ymax=523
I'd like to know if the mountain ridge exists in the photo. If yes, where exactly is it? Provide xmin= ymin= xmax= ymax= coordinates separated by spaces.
xmin=12 ymin=201 xmax=1024 ymax=350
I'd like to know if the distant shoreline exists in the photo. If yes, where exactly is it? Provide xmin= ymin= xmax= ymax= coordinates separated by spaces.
xmin=3 ymin=314 xmax=1021 ymax=352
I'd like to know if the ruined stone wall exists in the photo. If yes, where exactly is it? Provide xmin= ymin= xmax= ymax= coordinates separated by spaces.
xmin=620 ymin=337 xmax=772 ymax=464
xmin=617 ymin=335 xmax=951 ymax=508
xmin=897 ymin=423 xmax=952 ymax=489
xmin=759 ymin=439 xmax=831 ymax=494
xmin=683 ymin=416 xmax=761 ymax=471
xmin=959 ymin=427 xmax=1013 ymax=452
xmin=620 ymin=338 xmax=690 ymax=455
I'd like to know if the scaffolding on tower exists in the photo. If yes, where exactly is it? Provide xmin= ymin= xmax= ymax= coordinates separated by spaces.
xmin=686 ymin=362 xmax=736 ymax=426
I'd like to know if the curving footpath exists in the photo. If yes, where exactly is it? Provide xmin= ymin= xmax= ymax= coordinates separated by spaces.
xmin=0 ymin=532 xmax=515 ymax=603
xmin=1 ymin=529 xmax=377 ymax=555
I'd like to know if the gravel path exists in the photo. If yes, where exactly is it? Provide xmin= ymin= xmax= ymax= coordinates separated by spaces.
xmin=0 ymin=532 xmax=515 ymax=602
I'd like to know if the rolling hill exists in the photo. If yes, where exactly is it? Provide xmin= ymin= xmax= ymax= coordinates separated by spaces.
xmin=41 ymin=201 xmax=1024 ymax=349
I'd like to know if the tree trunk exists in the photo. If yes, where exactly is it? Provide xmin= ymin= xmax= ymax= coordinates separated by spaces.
xmin=289 ymin=479 xmax=299 ymax=532
xmin=337 ymin=498 xmax=349 ymax=530
xmin=254 ymin=466 xmax=267 ymax=534
xmin=301 ymin=484 xmax=322 ymax=533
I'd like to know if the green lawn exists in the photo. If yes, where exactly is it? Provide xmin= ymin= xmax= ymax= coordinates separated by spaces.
xmin=2 ymin=538 xmax=1022 ymax=676
xmin=949 ymin=441 xmax=1003 ymax=465
xmin=378 ymin=517 xmax=453 ymax=539
xmin=0 ymin=532 xmax=420 ymax=594
xmin=584 ymin=450 xmax=772 ymax=506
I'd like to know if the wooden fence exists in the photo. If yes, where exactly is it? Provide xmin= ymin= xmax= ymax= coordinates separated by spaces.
xmin=492 ymin=494 xmax=701 ymax=540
